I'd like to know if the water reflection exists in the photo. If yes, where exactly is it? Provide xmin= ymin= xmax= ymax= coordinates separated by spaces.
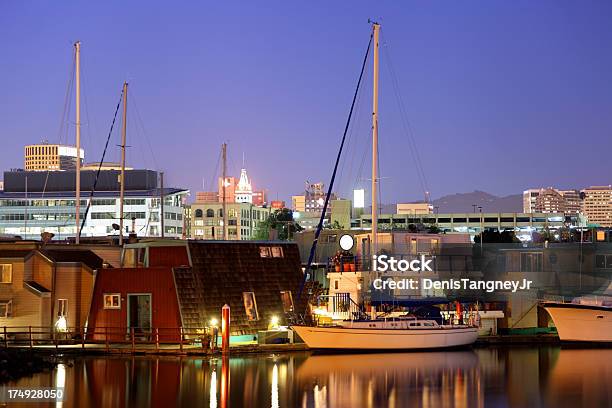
xmin=8 ymin=347 xmax=612 ymax=408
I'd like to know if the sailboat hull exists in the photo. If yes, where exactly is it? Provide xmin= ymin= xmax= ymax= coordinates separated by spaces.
xmin=543 ymin=302 xmax=612 ymax=342
xmin=292 ymin=325 xmax=478 ymax=350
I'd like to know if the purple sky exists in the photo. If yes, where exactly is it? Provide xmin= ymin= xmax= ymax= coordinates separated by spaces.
xmin=1 ymin=1 xmax=611 ymax=204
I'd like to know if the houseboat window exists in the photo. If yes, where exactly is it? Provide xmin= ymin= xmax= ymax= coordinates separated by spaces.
xmin=271 ymin=247 xmax=284 ymax=258
xmin=0 ymin=300 xmax=12 ymax=318
xmin=334 ymin=280 xmax=339 ymax=290
xmin=57 ymin=299 xmax=67 ymax=317
xmin=280 ymin=291 xmax=294 ymax=313
xmin=103 ymin=294 xmax=121 ymax=309
xmin=242 ymin=292 xmax=259 ymax=321
xmin=259 ymin=247 xmax=271 ymax=257
xmin=0 ymin=265 xmax=12 ymax=283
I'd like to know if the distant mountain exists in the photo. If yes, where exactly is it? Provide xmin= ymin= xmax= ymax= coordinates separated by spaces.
xmin=430 ymin=190 xmax=522 ymax=213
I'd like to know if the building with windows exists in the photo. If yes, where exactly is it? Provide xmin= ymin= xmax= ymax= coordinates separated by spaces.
xmin=396 ymin=202 xmax=433 ymax=215
xmin=535 ymin=188 xmax=566 ymax=213
xmin=87 ymin=240 xmax=308 ymax=339
xmin=524 ymin=187 xmax=583 ymax=215
xmin=0 ymin=241 xmax=117 ymax=331
xmin=0 ymin=169 xmax=188 ymax=239
xmin=352 ymin=212 xmax=580 ymax=241
xmin=190 ymin=202 xmax=270 ymax=240
xmin=292 ymin=182 xmax=337 ymax=215
xmin=523 ymin=189 xmax=541 ymax=213
xmin=581 ymin=186 xmax=612 ymax=227
xmin=196 ymin=168 xmax=266 ymax=206
xmin=24 ymin=143 xmax=84 ymax=171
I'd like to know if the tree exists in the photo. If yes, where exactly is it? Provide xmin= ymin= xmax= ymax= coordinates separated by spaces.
xmin=323 ymin=220 xmax=344 ymax=230
xmin=253 ymin=208 xmax=303 ymax=240
xmin=473 ymin=229 xmax=520 ymax=244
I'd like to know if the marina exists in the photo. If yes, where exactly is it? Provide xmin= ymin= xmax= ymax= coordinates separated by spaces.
xmin=6 ymin=346 xmax=612 ymax=408
xmin=1 ymin=2 xmax=612 ymax=407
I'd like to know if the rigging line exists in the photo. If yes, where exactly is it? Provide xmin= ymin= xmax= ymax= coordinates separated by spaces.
xmin=130 ymin=91 xmax=159 ymax=171
xmin=42 ymin=50 xmax=76 ymax=203
xmin=78 ymin=87 xmax=124 ymax=237
xmin=297 ymin=30 xmax=373 ymax=302
xmin=381 ymin=41 xmax=428 ymax=197
xmin=380 ymin=30 xmax=431 ymax=199
xmin=336 ymin=60 xmax=368 ymax=199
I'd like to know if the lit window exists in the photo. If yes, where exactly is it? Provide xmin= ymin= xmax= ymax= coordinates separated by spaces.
xmin=271 ymin=247 xmax=284 ymax=258
xmin=0 ymin=265 xmax=12 ymax=283
xmin=0 ymin=300 xmax=12 ymax=318
xmin=57 ymin=299 xmax=67 ymax=317
xmin=242 ymin=292 xmax=259 ymax=321
xmin=103 ymin=294 xmax=121 ymax=309
xmin=259 ymin=247 xmax=272 ymax=258
xmin=280 ymin=291 xmax=293 ymax=313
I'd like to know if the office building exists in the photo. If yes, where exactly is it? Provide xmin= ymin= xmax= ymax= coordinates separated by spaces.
xmin=0 ymin=169 xmax=188 ymax=239
xmin=524 ymin=187 xmax=583 ymax=215
xmin=292 ymin=182 xmax=337 ymax=214
xmin=190 ymin=202 xmax=270 ymax=240
xmin=581 ymin=186 xmax=612 ymax=227
xmin=535 ymin=188 xmax=565 ymax=213
xmin=24 ymin=143 xmax=84 ymax=171
xmin=523 ymin=189 xmax=540 ymax=213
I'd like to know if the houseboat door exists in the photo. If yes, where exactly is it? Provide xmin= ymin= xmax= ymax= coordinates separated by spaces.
xmin=127 ymin=294 xmax=152 ymax=336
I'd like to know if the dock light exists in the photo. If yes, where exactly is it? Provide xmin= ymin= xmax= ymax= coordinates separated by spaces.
xmin=270 ymin=316 xmax=280 ymax=329
xmin=210 ymin=318 xmax=219 ymax=327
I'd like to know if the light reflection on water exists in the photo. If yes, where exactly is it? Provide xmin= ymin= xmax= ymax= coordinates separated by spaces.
xmin=7 ymin=347 xmax=612 ymax=408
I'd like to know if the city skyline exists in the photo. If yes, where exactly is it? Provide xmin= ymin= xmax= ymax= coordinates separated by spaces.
xmin=1 ymin=1 xmax=612 ymax=205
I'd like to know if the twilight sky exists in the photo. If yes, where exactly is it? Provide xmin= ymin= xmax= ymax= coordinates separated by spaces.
xmin=1 ymin=1 xmax=611 ymax=204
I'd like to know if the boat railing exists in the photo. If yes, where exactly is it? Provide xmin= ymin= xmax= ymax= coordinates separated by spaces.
xmin=315 ymin=293 xmax=367 ymax=322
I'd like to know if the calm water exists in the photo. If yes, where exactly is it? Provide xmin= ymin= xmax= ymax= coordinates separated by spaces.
xmin=6 ymin=346 xmax=612 ymax=408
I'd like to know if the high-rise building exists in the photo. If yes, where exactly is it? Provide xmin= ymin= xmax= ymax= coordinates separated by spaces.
xmin=535 ymin=188 xmax=565 ymax=213
xmin=524 ymin=187 xmax=583 ymax=215
xmin=559 ymin=189 xmax=581 ymax=214
xmin=523 ymin=189 xmax=541 ymax=213
xmin=581 ymin=186 xmax=612 ymax=227
xmin=25 ymin=143 xmax=84 ymax=171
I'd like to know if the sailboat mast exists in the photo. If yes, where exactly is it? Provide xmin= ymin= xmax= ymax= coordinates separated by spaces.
xmin=222 ymin=143 xmax=227 ymax=240
xmin=75 ymin=41 xmax=81 ymax=244
xmin=119 ymin=82 xmax=128 ymax=246
xmin=371 ymin=23 xmax=380 ymax=265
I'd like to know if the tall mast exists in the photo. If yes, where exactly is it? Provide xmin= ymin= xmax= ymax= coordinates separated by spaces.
xmin=221 ymin=143 xmax=227 ymax=240
xmin=160 ymin=171 xmax=165 ymax=238
xmin=119 ymin=82 xmax=128 ymax=246
xmin=371 ymin=23 xmax=380 ymax=264
xmin=75 ymin=41 xmax=81 ymax=244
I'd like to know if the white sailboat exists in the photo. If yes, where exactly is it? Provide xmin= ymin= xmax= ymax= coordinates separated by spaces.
xmin=292 ymin=23 xmax=478 ymax=351
xmin=293 ymin=319 xmax=478 ymax=350
xmin=543 ymin=301 xmax=612 ymax=342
